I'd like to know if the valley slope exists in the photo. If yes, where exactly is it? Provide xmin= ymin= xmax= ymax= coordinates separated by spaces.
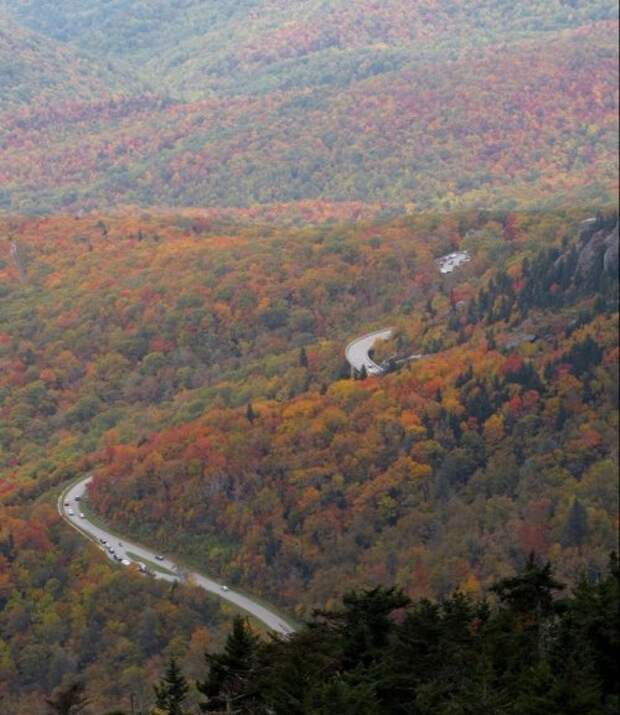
xmin=0 ymin=2 xmax=617 ymax=213
xmin=0 ymin=2 xmax=618 ymax=709
xmin=1 ymin=208 xmax=617 ymax=618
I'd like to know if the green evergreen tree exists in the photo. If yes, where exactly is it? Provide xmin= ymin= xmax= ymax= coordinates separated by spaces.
xmin=490 ymin=554 xmax=565 ymax=676
xmin=197 ymin=616 xmax=260 ymax=713
xmin=561 ymin=554 xmax=620 ymax=703
xmin=491 ymin=553 xmax=564 ymax=618
xmin=154 ymin=658 xmax=189 ymax=715
xmin=299 ymin=347 xmax=309 ymax=368
xmin=511 ymin=658 xmax=604 ymax=715
xmin=304 ymin=677 xmax=382 ymax=714
xmin=321 ymin=586 xmax=410 ymax=670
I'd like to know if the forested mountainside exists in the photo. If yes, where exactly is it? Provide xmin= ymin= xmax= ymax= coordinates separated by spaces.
xmin=1 ymin=209 xmax=617 ymax=625
xmin=0 ymin=1 xmax=618 ymax=710
xmin=0 ymin=497 xmax=229 ymax=713
xmin=2 ymin=0 xmax=617 ymax=95
xmin=0 ymin=208 xmax=443 ymax=488
xmin=133 ymin=557 xmax=620 ymax=714
xmin=85 ymin=213 xmax=619 ymax=614
xmin=0 ymin=3 xmax=617 ymax=212
xmin=0 ymin=14 xmax=134 ymax=115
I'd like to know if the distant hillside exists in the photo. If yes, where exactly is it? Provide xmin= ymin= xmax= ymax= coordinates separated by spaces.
xmin=0 ymin=13 xmax=135 ymax=115
xmin=1 ymin=207 xmax=617 ymax=614
xmin=0 ymin=21 xmax=617 ymax=214
xmin=1 ymin=0 xmax=617 ymax=96
xmin=85 ymin=212 xmax=619 ymax=612
xmin=0 ymin=1 xmax=618 ymax=214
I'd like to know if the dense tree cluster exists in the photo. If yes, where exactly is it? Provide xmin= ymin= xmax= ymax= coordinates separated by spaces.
xmin=4 ymin=0 xmax=617 ymax=95
xmin=0 ymin=207 xmax=617 ymax=710
xmin=0 ymin=501 xmax=227 ymax=713
xmin=0 ymin=209 xmax=444 ymax=489
xmin=194 ymin=556 xmax=620 ymax=714
xmin=45 ymin=556 xmax=620 ymax=714
xmin=82 ymin=212 xmax=618 ymax=615
xmin=0 ymin=4 xmax=617 ymax=213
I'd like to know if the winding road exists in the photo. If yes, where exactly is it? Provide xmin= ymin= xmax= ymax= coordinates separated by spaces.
xmin=58 ymin=477 xmax=295 ymax=636
xmin=59 ymin=328 xmax=406 ymax=635
xmin=345 ymin=328 xmax=394 ymax=375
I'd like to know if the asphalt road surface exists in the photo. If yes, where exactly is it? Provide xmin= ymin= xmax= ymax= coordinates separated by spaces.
xmin=345 ymin=328 xmax=393 ymax=375
xmin=59 ymin=477 xmax=295 ymax=636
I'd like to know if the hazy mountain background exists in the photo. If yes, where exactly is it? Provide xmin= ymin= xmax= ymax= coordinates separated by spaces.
xmin=0 ymin=0 xmax=617 ymax=213
xmin=0 ymin=3 xmax=618 ymax=712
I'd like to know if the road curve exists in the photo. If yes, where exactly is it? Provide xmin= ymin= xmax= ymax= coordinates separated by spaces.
xmin=58 ymin=477 xmax=295 ymax=636
xmin=345 ymin=328 xmax=394 ymax=375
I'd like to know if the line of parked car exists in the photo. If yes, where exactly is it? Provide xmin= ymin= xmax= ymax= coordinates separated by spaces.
xmin=97 ymin=537 xmax=152 ymax=574
xmin=63 ymin=495 xmax=152 ymax=574
xmin=98 ymin=537 xmax=125 ymax=564
xmin=63 ymin=492 xmax=231 ymax=592
xmin=63 ymin=495 xmax=85 ymax=519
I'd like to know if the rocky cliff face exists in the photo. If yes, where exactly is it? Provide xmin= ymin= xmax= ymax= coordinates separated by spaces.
xmin=603 ymin=227 xmax=619 ymax=275
xmin=576 ymin=216 xmax=619 ymax=281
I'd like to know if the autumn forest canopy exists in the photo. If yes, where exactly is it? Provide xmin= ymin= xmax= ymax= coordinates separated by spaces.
xmin=0 ymin=0 xmax=618 ymax=214
xmin=0 ymin=1 xmax=618 ymax=714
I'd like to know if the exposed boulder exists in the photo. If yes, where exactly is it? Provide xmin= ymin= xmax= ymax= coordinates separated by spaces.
xmin=603 ymin=225 xmax=619 ymax=276
xmin=576 ymin=218 xmax=618 ymax=281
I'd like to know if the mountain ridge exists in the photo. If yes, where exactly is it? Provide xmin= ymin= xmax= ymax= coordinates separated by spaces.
xmin=0 ymin=2 xmax=617 ymax=213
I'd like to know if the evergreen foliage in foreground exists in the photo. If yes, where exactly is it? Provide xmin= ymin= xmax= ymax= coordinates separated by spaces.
xmin=200 ymin=557 xmax=619 ymax=714
xmin=48 ymin=554 xmax=619 ymax=714
xmin=154 ymin=659 xmax=190 ymax=715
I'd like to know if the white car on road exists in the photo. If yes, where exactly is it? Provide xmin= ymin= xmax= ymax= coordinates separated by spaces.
xmin=60 ymin=474 xmax=294 ymax=635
